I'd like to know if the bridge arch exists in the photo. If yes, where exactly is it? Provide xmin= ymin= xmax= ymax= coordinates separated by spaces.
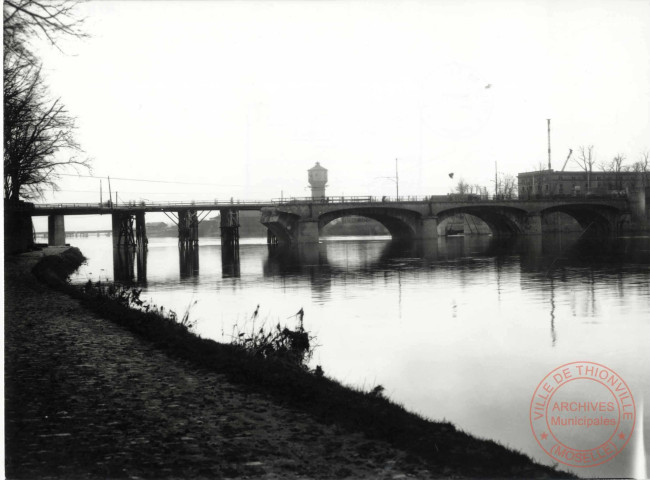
xmin=540 ymin=204 xmax=622 ymax=235
xmin=260 ymin=210 xmax=301 ymax=245
xmin=318 ymin=207 xmax=422 ymax=241
xmin=436 ymin=206 xmax=529 ymax=236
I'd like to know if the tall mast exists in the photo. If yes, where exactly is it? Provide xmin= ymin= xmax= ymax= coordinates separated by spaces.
xmin=395 ymin=158 xmax=399 ymax=199
xmin=547 ymin=119 xmax=551 ymax=170
xmin=108 ymin=176 xmax=112 ymax=208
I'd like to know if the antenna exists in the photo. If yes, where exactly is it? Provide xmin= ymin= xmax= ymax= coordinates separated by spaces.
xmin=547 ymin=119 xmax=551 ymax=170
xmin=108 ymin=176 xmax=113 ymax=208
xmin=395 ymin=158 xmax=399 ymax=199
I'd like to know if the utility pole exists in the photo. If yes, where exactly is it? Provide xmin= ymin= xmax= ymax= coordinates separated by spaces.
xmin=547 ymin=118 xmax=551 ymax=171
xmin=494 ymin=161 xmax=498 ymax=197
xmin=395 ymin=158 xmax=399 ymax=199
xmin=108 ymin=176 xmax=113 ymax=208
xmin=116 ymin=192 xmax=118 ymax=205
xmin=100 ymin=180 xmax=103 ymax=204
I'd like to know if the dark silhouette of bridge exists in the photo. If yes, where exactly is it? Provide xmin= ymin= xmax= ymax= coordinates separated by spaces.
xmin=13 ymin=194 xmax=633 ymax=248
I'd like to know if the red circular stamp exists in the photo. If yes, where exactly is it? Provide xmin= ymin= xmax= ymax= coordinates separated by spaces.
xmin=530 ymin=361 xmax=636 ymax=468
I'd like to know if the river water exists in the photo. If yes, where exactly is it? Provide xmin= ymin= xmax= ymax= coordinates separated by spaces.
xmin=67 ymin=233 xmax=650 ymax=478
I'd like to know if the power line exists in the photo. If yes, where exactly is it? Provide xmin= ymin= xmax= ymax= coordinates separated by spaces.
xmin=57 ymin=173 xmax=244 ymax=187
xmin=55 ymin=189 xmax=225 ymax=195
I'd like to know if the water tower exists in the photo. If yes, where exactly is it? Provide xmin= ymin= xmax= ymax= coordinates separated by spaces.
xmin=308 ymin=162 xmax=328 ymax=199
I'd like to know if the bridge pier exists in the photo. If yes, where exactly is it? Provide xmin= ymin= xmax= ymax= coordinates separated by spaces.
xmin=178 ymin=209 xmax=199 ymax=247
xmin=112 ymin=213 xmax=137 ymax=247
xmin=629 ymin=186 xmax=648 ymax=229
xmin=297 ymin=220 xmax=319 ymax=244
xmin=267 ymin=229 xmax=278 ymax=245
xmin=521 ymin=212 xmax=543 ymax=235
xmin=135 ymin=212 xmax=148 ymax=248
xmin=420 ymin=216 xmax=439 ymax=240
xmin=220 ymin=208 xmax=240 ymax=247
xmin=48 ymin=215 xmax=66 ymax=246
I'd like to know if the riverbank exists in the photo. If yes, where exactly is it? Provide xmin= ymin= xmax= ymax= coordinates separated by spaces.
xmin=5 ymin=247 xmax=572 ymax=479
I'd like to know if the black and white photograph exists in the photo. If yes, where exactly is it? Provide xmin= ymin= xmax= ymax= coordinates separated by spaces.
xmin=3 ymin=0 xmax=650 ymax=478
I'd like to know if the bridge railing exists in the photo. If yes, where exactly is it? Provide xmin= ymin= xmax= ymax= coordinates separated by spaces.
xmin=272 ymin=196 xmax=376 ymax=204
xmin=271 ymin=194 xmax=502 ymax=204
xmin=30 ymin=199 xmax=276 ymax=210
xmin=20 ymin=192 xmax=628 ymax=212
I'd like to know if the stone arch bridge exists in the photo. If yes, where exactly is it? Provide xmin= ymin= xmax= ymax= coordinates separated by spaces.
xmin=261 ymin=197 xmax=631 ymax=245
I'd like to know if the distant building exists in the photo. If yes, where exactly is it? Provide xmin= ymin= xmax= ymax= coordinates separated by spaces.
xmin=517 ymin=170 xmax=648 ymax=198
xmin=308 ymin=162 xmax=328 ymax=199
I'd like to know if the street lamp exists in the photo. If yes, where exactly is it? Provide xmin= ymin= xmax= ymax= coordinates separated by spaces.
xmin=377 ymin=158 xmax=400 ymax=199
xmin=395 ymin=158 xmax=399 ymax=199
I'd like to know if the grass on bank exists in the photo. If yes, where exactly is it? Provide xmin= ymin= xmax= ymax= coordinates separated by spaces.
xmin=30 ymin=247 xmax=573 ymax=479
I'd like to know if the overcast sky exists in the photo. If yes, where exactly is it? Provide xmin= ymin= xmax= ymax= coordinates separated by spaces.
xmin=31 ymin=0 xmax=650 ymax=228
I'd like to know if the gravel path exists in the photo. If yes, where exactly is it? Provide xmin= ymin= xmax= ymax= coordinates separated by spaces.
xmin=4 ymin=248 xmax=434 ymax=479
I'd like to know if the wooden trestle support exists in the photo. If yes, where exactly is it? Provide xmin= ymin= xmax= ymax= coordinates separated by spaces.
xmin=178 ymin=209 xmax=199 ymax=248
xmin=219 ymin=208 xmax=240 ymax=247
xmin=135 ymin=212 xmax=148 ymax=249
xmin=112 ymin=212 xmax=148 ymax=249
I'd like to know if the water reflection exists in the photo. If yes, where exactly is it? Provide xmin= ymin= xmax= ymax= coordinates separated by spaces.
xmin=260 ymin=236 xmax=547 ymax=278
xmin=179 ymin=244 xmax=199 ymax=279
xmin=257 ymin=235 xmax=650 ymax=287
xmin=136 ymin=247 xmax=148 ymax=284
xmin=113 ymin=247 xmax=148 ymax=283
xmin=549 ymin=276 xmax=557 ymax=347
xmin=264 ymin=243 xmax=329 ymax=275
xmin=221 ymin=243 xmax=240 ymax=278
xmin=264 ymin=244 xmax=332 ymax=299
xmin=113 ymin=247 xmax=135 ymax=282
xmin=73 ymin=234 xmax=650 ymax=479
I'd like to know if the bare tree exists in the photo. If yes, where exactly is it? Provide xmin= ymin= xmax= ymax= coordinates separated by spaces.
xmin=4 ymin=0 xmax=88 ymax=203
xmin=497 ymin=173 xmax=517 ymax=199
xmin=601 ymin=154 xmax=627 ymax=191
xmin=4 ymin=57 xmax=87 ymax=201
xmin=573 ymin=145 xmax=596 ymax=193
xmin=454 ymin=178 xmax=470 ymax=195
xmin=530 ymin=160 xmax=546 ymax=172
xmin=4 ymin=0 xmax=86 ymax=64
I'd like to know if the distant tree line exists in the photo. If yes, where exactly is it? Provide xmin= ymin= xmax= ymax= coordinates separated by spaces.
xmin=4 ymin=0 xmax=88 ymax=203
xmin=571 ymin=146 xmax=649 ymax=192
xmin=453 ymin=173 xmax=517 ymax=199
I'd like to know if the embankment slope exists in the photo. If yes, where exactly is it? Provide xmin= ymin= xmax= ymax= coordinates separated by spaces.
xmin=4 ymin=247 xmax=573 ymax=479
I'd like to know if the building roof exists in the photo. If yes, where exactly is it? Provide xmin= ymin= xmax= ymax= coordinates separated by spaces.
xmin=308 ymin=162 xmax=327 ymax=172
xmin=518 ymin=170 xmax=645 ymax=176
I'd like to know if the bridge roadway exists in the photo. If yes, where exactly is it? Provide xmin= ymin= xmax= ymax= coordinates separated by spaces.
xmin=24 ymin=199 xmax=277 ymax=216
xmin=14 ymin=195 xmax=632 ymax=246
